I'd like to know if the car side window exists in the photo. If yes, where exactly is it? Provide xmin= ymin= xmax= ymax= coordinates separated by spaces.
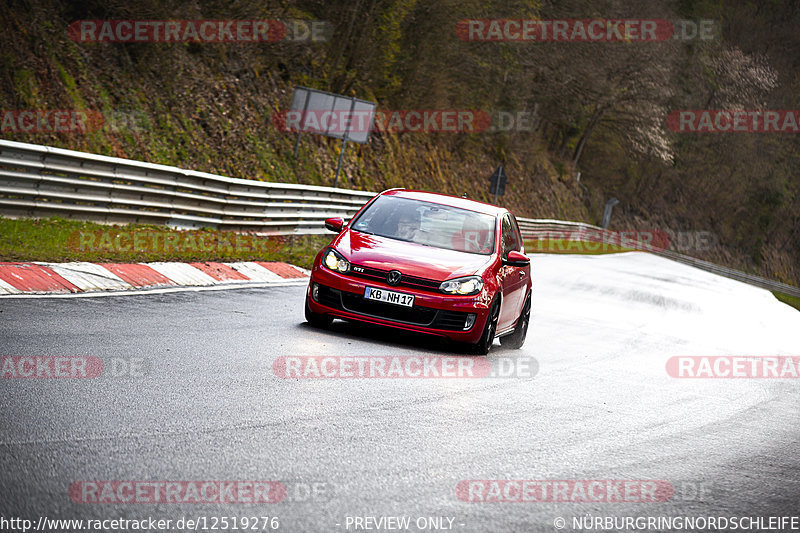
xmin=509 ymin=214 xmax=523 ymax=254
xmin=501 ymin=215 xmax=516 ymax=259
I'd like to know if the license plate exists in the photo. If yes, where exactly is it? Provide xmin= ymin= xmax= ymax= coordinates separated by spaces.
xmin=364 ymin=286 xmax=414 ymax=307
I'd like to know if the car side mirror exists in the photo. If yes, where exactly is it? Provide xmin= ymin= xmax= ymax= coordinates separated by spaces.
xmin=503 ymin=250 xmax=530 ymax=267
xmin=324 ymin=217 xmax=345 ymax=233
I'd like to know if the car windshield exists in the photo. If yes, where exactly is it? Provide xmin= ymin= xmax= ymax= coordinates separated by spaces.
xmin=350 ymin=195 xmax=496 ymax=255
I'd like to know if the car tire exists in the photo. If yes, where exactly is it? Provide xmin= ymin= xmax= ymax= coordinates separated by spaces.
xmin=473 ymin=298 xmax=500 ymax=355
xmin=500 ymin=292 xmax=531 ymax=350
xmin=305 ymin=298 xmax=333 ymax=329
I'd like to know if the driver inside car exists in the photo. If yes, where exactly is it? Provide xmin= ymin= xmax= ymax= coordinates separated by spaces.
xmin=395 ymin=209 xmax=422 ymax=241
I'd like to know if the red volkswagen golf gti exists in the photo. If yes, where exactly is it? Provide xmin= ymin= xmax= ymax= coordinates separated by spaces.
xmin=304 ymin=189 xmax=532 ymax=354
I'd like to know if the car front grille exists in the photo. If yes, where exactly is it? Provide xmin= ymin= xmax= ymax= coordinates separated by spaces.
xmin=346 ymin=264 xmax=442 ymax=293
xmin=315 ymin=284 xmax=472 ymax=331
xmin=341 ymin=291 xmax=437 ymax=325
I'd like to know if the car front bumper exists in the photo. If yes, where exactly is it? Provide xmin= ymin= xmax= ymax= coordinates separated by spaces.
xmin=306 ymin=265 xmax=491 ymax=343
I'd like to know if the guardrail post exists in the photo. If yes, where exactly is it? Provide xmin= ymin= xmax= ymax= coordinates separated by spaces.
xmin=601 ymin=198 xmax=619 ymax=229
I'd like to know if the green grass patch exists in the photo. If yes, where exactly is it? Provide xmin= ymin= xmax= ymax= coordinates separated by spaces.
xmin=0 ymin=216 xmax=331 ymax=270
xmin=773 ymin=291 xmax=800 ymax=312
xmin=524 ymin=239 xmax=636 ymax=255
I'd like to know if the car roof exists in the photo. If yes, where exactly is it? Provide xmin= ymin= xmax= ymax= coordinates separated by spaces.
xmin=381 ymin=189 xmax=507 ymax=216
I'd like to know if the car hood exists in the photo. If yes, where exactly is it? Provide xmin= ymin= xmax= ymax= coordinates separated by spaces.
xmin=335 ymin=230 xmax=492 ymax=281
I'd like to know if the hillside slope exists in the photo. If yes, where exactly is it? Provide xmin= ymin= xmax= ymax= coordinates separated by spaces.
xmin=0 ymin=0 xmax=798 ymax=288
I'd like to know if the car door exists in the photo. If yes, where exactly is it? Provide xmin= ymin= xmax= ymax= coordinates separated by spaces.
xmin=497 ymin=213 xmax=527 ymax=331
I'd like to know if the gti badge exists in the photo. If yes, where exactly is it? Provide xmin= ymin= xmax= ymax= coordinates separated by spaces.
xmin=387 ymin=270 xmax=402 ymax=286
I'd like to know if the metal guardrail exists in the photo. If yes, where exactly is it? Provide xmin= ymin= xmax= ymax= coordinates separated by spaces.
xmin=656 ymin=249 xmax=800 ymax=298
xmin=517 ymin=220 xmax=800 ymax=298
xmin=0 ymin=139 xmax=375 ymax=234
xmin=1 ymin=139 xmax=797 ymax=298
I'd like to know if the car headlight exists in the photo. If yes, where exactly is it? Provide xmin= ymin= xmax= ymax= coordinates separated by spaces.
xmin=439 ymin=276 xmax=483 ymax=295
xmin=323 ymin=248 xmax=350 ymax=273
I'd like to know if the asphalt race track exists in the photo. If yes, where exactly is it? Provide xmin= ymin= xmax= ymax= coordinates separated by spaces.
xmin=1 ymin=252 xmax=799 ymax=532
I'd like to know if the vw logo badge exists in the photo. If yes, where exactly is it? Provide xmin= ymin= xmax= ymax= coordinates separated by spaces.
xmin=387 ymin=270 xmax=402 ymax=286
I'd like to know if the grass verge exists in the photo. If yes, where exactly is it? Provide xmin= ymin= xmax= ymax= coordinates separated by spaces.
xmin=773 ymin=291 xmax=800 ymax=312
xmin=524 ymin=239 xmax=636 ymax=255
xmin=0 ymin=217 xmax=331 ymax=270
